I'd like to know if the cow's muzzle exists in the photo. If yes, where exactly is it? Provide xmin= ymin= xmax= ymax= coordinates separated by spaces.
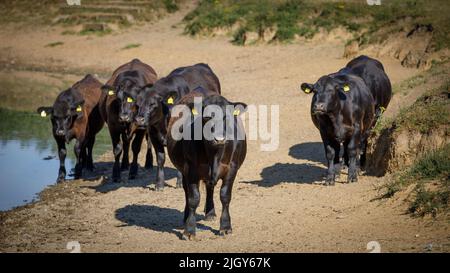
xmin=55 ymin=129 xmax=65 ymax=136
xmin=119 ymin=114 xmax=132 ymax=123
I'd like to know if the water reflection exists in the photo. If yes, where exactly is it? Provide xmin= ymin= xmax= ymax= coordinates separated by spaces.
xmin=0 ymin=108 xmax=111 ymax=211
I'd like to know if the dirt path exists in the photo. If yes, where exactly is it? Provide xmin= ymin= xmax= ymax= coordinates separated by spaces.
xmin=1 ymin=5 xmax=449 ymax=253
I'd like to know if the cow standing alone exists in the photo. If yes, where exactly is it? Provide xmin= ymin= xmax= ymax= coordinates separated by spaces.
xmin=37 ymin=74 xmax=104 ymax=182
xmin=300 ymin=72 xmax=375 ymax=185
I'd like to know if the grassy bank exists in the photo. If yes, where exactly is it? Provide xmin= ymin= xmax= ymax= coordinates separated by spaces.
xmin=378 ymin=78 xmax=450 ymax=216
xmin=184 ymin=0 xmax=450 ymax=48
xmin=385 ymin=144 xmax=449 ymax=217
xmin=0 ymin=0 xmax=183 ymax=34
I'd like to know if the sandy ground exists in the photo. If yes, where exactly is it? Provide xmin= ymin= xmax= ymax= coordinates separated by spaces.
xmin=0 ymin=5 xmax=449 ymax=253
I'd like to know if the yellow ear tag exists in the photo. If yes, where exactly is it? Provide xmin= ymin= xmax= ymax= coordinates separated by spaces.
xmin=127 ymin=97 xmax=133 ymax=103
xmin=108 ymin=90 xmax=114 ymax=96
xmin=343 ymin=85 xmax=350 ymax=92
xmin=233 ymin=109 xmax=240 ymax=116
xmin=40 ymin=110 xmax=47 ymax=117
xmin=191 ymin=108 xmax=198 ymax=116
xmin=304 ymin=88 xmax=311 ymax=94
xmin=167 ymin=97 xmax=174 ymax=105
xmin=380 ymin=106 xmax=386 ymax=113
xmin=76 ymin=105 xmax=82 ymax=112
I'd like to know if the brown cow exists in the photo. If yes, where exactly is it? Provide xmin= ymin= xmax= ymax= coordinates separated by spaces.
xmin=99 ymin=59 xmax=158 ymax=182
xmin=37 ymin=74 xmax=104 ymax=182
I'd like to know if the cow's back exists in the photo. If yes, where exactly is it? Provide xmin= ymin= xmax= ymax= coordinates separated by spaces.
xmin=346 ymin=55 xmax=392 ymax=109
xmin=72 ymin=74 xmax=104 ymax=136
xmin=72 ymin=74 xmax=103 ymax=115
xmin=169 ymin=63 xmax=221 ymax=94
xmin=106 ymin=58 xmax=158 ymax=86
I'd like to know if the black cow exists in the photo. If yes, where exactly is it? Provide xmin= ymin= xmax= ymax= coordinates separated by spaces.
xmin=133 ymin=63 xmax=221 ymax=190
xmin=300 ymin=73 xmax=375 ymax=185
xmin=167 ymin=88 xmax=247 ymax=240
xmin=99 ymin=59 xmax=158 ymax=182
xmin=37 ymin=74 xmax=104 ymax=182
xmin=343 ymin=55 xmax=392 ymax=119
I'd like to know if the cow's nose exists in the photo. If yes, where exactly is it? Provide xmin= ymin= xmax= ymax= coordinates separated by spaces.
xmin=56 ymin=130 xmax=65 ymax=136
xmin=214 ymin=135 xmax=226 ymax=145
xmin=119 ymin=115 xmax=130 ymax=122
xmin=135 ymin=116 xmax=146 ymax=126
xmin=313 ymin=103 xmax=326 ymax=112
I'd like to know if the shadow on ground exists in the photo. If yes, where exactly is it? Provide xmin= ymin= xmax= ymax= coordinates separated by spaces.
xmin=241 ymin=162 xmax=326 ymax=187
xmin=115 ymin=204 xmax=218 ymax=239
xmin=85 ymin=161 xmax=180 ymax=193
xmin=288 ymin=142 xmax=325 ymax=164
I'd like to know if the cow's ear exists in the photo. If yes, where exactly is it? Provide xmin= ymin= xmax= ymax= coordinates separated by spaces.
xmin=232 ymin=102 xmax=247 ymax=116
xmin=300 ymin=83 xmax=314 ymax=94
xmin=102 ymin=84 xmax=116 ymax=96
xmin=72 ymin=100 xmax=85 ymax=118
xmin=163 ymin=91 xmax=178 ymax=106
xmin=342 ymin=83 xmax=351 ymax=93
xmin=37 ymin=106 xmax=53 ymax=117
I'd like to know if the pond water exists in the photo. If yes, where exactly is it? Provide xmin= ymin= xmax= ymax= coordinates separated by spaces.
xmin=0 ymin=108 xmax=111 ymax=211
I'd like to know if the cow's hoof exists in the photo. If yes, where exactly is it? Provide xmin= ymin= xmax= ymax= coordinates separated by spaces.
xmin=324 ymin=178 xmax=335 ymax=186
xmin=204 ymin=212 xmax=216 ymax=221
xmin=219 ymin=229 xmax=232 ymax=236
xmin=120 ymin=164 xmax=129 ymax=171
xmin=112 ymin=177 xmax=121 ymax=183
xmin=348 ymin=177 xmax=358 ymax=183
xmin=181 ymin=232 xmax=196 ymax=241
xmin=155 ymin=185 xmax=164 ymax=191
xmin=56 ymin=178 xmax=65 ymax=183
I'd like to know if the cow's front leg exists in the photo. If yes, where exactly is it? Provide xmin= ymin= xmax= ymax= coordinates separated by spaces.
xmin=204 ymin=182 xmax=216 ymax=221
xmin=144 ymin=135 xmax=153 ymax=170
xmin=110 ymin=130 xmax=122 ymax=182
xmin=324 ymin=142 xmax=339 ymax=186
xmin=73 ymin=139 xmax=84 ymax=179
xmin=129 ymin=130 xmax=144 ymax=179
xmin=121 ymin=133 xmax=130 ymax=170
xmin=183 ymin=173 xmax=200 ymax=240
xmin=56 ymin=138 xmax=66 ymax=183
xmin=176 ymin=171 xmax=183 ymax=188
xmin=219 ymin=170 xmax=236 ymax=236
xmin=346 ymin=133 xmax=361 ymax=183
xmin=150 ymin=130 xmax=165 ymax=191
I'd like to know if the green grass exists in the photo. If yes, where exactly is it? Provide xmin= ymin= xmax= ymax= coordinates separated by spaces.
xmin=78 ymin=28 xmax=112 ymax=37
xmin=0 ymin=0 xmax=185 ymax=32
xmin=121 ymin=43 xmax=142 ymax=50
xmin=184 ymin=0 xmax=450 ymax=49
xmin=384 ymin=144 xmax=450 ymax=217
xmin=0 ymin=74 xmax=63 ymax=111
xmin=45 ymin=41 xmax=64 ymax=48
xmin=395 ymin=81 xmax=450 ymax=134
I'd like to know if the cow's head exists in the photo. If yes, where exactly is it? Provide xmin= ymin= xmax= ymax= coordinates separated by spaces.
xmin=190 ymin=94 xmax=247 ymax=147
xmin=134 ymin=86 xmax=177 ymax=129
xmin=37 ymin=88 xmax=85 ymax=140
xmin=102 ymin=74 xmax=143 ymax=124
xmin=300 ymin=76 xmax=349 ymax=115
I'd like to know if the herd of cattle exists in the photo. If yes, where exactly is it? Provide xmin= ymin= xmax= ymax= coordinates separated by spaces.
xmin=37 ymin=55 xmax=391 ymax=239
